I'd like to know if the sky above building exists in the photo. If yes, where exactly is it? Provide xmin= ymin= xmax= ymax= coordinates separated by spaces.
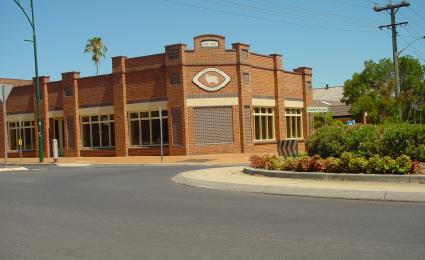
xmin=1 ymin=0 xmax=424 ymax=88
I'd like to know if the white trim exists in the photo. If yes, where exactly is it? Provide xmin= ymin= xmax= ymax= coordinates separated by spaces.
xmin=186 ymin=97 xmax=238 ymax=107
xmin=192 ymin=68 xmax=231 ymax=92
xmin=252 ymin=98 xmax=275 ymax=107
xmin=127 ymin=101 xmax=167 ymax=112
xmin=79 ymin=106 xmax=114 ymax=116
xmin=6 ymin=113 xmax=34 ymax=121
xmin=284 ymin=100 xmax=304 ymax=108
xmin=49 ymin=110 xmax=64 ymax=118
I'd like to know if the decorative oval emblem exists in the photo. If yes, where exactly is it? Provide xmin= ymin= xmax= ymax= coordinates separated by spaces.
xmin=192 ymin=68 xmax=231 ymax=92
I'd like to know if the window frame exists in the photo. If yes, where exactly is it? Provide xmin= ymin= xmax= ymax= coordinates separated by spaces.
xmin=253 ymin=107 xmax=275 ymax=142
xmin=128 ymin=110 xmax=169 ymax=147
xmin=80 ymin=114 xmax=115 ymax=148
xmin=285 ymin=108 xmax=303 ymax=140
xmin=7 ymin=120 xmax=35 ymax=151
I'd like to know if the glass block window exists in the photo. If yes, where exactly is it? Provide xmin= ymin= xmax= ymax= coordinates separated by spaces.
xmin=194 ymin=107 xmax=234 ymax=145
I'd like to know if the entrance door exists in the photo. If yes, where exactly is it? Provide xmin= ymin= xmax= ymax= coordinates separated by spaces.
xmin=53 ymin=118 xmax=65 ymax=156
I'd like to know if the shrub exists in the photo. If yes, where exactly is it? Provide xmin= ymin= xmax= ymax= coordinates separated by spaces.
xmin=367 ymin=155 xmax=385 ymax=174
xmin=347 ymin=155 xmax=368 ymax=174
xmin=308 ymin=155 xmax=326 ymax=172
xmin=346 ymin=125 xmax=378 ymax=158
xmin=294 ymin=156 xmax=310 ymax=172
xmin=393 ymin=155 xmax=412 ymax=175
xmin=323 ymin=157 xmax=343 ymax=173
xmin=306 ymin=123 xmax=425 ymax=162
xmin=265 ymin=155 xmax=285 ymax=170
xmin=249 ymin=154 xmax=267 ymax=169
xmin=306 ymin=125 xmax=348 ymax=158
xmin=282 ymin=158 xmax=297 ymax=171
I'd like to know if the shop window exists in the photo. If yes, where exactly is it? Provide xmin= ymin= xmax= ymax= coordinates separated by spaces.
xmin=8 ymin=121 xmax=35 ymax=150
xmin=81 ymin=115 xmax=115 ymax=148
xmin=285 ymin=108 xmax=303 ymax=139
xmin=253 ymin=107 xmax=275 ymax=141
xmin=129 ymin=110 xmax=168 ymax=146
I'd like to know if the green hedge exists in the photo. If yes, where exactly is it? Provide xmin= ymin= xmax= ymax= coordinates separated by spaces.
xmin=306 ymin=124 xmax=425 ymax=161
xmin=249 ymin=153 xmax=419 ymax=175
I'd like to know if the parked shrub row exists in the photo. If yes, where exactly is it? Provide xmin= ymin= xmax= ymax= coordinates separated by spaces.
xmin=306 ymin=124 xmax=425 ymax=161
xmin=249 ymin=153 xmax=420 ymax=175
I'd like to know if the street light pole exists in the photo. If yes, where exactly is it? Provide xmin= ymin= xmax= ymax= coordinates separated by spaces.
xmin=12 ymin=0 xmax=44 ymax=162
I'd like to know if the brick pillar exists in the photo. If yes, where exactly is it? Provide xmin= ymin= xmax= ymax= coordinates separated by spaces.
xmin=165 ymin=44 xmax=188 ymax=155
xmin=232 ymin=42 xmax=253 ymax=153
xmin=62 ymin=72 xmax=81 ymax=157
xmin=294 ymin=67 xmax=313 ymax=139
xmin=32 ymin=76 xmax=50 ymax=158
xmin=0 ymin=93 xmax=6 ymax=158
xmin=112 ymin=56 xmax=128 ymax=157
xmin=271 ymin=54 xmax=285 ymax=142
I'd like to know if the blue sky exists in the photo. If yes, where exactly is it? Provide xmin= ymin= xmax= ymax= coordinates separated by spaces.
xmin=1 ymin=0 xmax=424 ymax=88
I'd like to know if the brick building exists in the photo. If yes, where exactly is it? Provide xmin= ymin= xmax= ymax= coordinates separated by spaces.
xmin=1 ymin=34 xmax=313 ymax=158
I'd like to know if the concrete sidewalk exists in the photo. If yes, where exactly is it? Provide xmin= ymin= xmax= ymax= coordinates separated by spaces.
xmin=172 ymin=167 xmax=425 ymax=202
xmin=2 ymin=153 xmax=251 ymax=166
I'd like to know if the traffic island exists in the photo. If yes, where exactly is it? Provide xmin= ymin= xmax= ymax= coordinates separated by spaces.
xmin=172 ymin=167 xmax=425 ymax=202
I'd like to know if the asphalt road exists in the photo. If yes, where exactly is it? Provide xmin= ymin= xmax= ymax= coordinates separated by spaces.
xmin=0 ymin=166 xmax=424 ymax=260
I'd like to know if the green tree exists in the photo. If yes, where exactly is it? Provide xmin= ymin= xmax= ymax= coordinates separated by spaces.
xmin=84 ymin=37 xmax=108 ymax=75
xmin=342 ymin=56 xmax=425 ymax=123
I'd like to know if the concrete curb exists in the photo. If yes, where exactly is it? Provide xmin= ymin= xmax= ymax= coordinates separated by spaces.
xmin=2 ymin=163 xmax=247 ymax=168
xmin=172 ymin=169 xmax=425 ymax=203
xmin=0 ymin=167 xmax=28 ymax=172
xmin=243 ymin=167 xmax=425 ymax=184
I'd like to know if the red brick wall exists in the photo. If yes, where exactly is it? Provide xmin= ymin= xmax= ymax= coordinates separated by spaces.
xmin=48 ymin=81 xmax=63 ymax=111
xmin=78 ymin=75 xmax=113 ymax=107
xmin=6 ymin=85 xmax=34 ymax=113
xmin=126 ymin=68 xmax=167 ymax=101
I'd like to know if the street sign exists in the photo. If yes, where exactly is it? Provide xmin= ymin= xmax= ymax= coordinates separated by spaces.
xmin=278 ymin=140 xmax=299 ymax=158
xmin=0 ymin=84 xmax=13 ymax=103
xmin=306 ymin=107 xmax=329 ymax=113
xmin=347 ymin=120 xmax=356 ymax=126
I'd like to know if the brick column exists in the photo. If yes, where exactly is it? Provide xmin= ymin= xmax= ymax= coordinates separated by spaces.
xmin=112 ymin=56 xmax=128 ymax=157
xmin=232 ymin=43 xmax=253 ymax=153
xmin=33 ymin=76 xmax=50 ymax=158
xmin=294 ymin=67 xmax=313 ymax=139
xmin=271 ymin=54 xmax=285 ymax=142
xmin=165 ymin=44 xmax=188 ymax=155
xmin=62 ymin=72 xmax=81 ymax=157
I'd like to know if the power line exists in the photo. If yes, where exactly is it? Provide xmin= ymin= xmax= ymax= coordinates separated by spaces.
xmin=256 ymin=0 xmax=382 ymax=24
xmin=162 ymin=0 xmax=377 ymax=33
xmin=214 ymin=0 xmax=377 ymax=28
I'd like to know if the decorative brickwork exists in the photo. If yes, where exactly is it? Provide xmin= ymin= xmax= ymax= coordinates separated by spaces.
xmin=244 ymin=106 xmax=252 ymax=144
xmin=171 ymin=107 xmax=182 ymax=146
xmin=194 ymin=107 xmax=233 ymax=145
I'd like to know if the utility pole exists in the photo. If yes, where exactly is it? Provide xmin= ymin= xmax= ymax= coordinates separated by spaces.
xmin=374 ymin=1 xmax=410 ymax=98
xmin=12 ymin=0 xmax=44 ymax=162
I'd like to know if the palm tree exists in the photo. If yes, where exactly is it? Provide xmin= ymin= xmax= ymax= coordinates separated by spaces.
xmin=84 ymin=37 xmax=107 ymax=75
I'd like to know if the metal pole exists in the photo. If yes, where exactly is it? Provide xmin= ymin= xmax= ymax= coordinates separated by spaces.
xmin=3 ymin=86 xmax=7 ymax=168
xmin=19 ymin=117 xmax=22 ymax=164
xmin=30 ymin=0 xmax=44 ymax=162
xmin=159 ymin=106 xmax=163 ymax=164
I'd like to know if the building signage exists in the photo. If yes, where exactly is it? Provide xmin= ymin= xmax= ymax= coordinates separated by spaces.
xmin=193 ymin=68 xmax=231 ymax=92
xmin=306 ymin=106 xmax=329 ymax=113
xmin=201 ymin=40 xmax=219 ymax=48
